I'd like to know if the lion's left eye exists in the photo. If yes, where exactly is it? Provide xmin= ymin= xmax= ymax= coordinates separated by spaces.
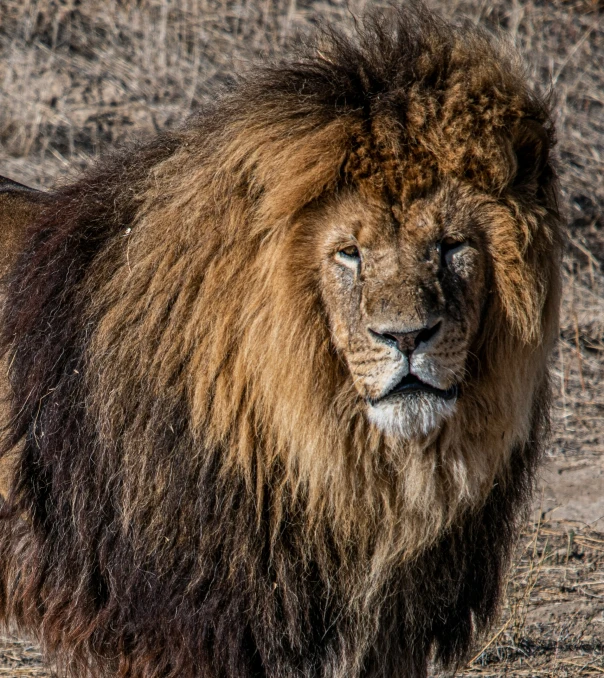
xmin=339 ymin=245 xmax=360 ymax=259
xmin=439 ymin=238 xmax=468 ymax=267
xmin=335 ymin=245 xmax=361 ymax=269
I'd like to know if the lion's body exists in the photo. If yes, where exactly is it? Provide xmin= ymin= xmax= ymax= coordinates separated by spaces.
xmin=0 ymin=7 xmax=561 ymax=678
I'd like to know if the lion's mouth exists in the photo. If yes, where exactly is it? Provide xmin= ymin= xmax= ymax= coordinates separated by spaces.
xmin=374 ymin=374 xmax=459 ymax=404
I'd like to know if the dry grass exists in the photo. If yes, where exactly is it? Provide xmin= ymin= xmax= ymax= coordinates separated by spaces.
xmin=0 ymin=0 xmax=602 ymax=676
xmin=0 ymin=637 xmax=48 ymax=676
xmin=451 ymin=519 xmax=604 ymax=677
xmin=436 ymin=519 xmax=603 ymax=677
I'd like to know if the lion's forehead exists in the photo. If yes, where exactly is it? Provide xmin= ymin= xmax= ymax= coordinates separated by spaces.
xmin=323 ymin=181 xmax=484 ymax=257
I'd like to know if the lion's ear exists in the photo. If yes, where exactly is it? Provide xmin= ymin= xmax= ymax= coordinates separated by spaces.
xmin=511 ymin=118 xmax=550 ymax=190
xmin=0 ymin=176 xmax=48 ymax=276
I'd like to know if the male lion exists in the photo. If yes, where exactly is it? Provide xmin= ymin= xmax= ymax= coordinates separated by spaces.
xmin=0 ymin=6 xmax=561 ymax=678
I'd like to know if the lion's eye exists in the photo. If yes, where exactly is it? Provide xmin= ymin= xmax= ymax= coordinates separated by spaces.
xmin=339 ymin=245 xmax=360 ymax=259
xmin=439 ymin=238 xmax=468 ymax=267
xmin=335 ymin=245 xmax=361 ymax=269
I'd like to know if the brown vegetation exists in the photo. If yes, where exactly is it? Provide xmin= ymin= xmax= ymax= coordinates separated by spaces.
xmin=0 ymin=0 xmax=602 ymax=677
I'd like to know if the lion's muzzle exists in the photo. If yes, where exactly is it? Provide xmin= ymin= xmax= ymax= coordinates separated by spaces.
xmin=361 ymin=316 xmax=464 ymax=437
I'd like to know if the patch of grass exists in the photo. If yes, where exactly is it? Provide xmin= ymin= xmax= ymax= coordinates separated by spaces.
xmin=453 ymin=520 xmax=604 ymax=677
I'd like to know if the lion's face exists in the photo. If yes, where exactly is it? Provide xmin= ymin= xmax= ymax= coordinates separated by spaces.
xmin=318 ymin=181 xmax=489 ymax=439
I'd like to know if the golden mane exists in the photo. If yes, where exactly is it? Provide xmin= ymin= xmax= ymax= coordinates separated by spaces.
xmin=0 ymin=6 xmax=561 ymax=678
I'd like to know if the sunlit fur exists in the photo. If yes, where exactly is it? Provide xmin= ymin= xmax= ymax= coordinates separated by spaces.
xmin=0 ymin=6 xmax=562 ymax=678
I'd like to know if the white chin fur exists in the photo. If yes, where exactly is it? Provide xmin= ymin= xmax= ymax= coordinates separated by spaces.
xmin=367 ymin=394 xmax=457 ymax=439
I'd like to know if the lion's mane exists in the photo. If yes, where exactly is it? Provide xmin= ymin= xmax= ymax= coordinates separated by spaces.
xmin=0 ymin=6 xmax=561 ymax=678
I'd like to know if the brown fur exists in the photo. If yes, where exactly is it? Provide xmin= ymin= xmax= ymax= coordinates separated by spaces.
xmin=0 ymin=177 xmax=46 ymax=274
xmin=0 ymin=6 xmax=561 ymax=678
xmin=0 ymin=177 xmax=47 ymax=497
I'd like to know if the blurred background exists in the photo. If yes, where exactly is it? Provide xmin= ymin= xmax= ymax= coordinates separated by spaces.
xmin=0 ymin=1 xmax=602 ymax=675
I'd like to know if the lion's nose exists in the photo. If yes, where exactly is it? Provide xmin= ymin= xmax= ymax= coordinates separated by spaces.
xmin=369 ymin=320 xmax=442 ymax=355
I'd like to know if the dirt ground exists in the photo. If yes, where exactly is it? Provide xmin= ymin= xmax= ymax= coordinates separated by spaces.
xmin=0 ymin=0 xmax=602 ymax=676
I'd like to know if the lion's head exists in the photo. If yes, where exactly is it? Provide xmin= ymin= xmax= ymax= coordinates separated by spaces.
xmin=0 ymin=7 xmax=562 ymax=677
xmin=317 ymin=183 xmax=485 ymax=438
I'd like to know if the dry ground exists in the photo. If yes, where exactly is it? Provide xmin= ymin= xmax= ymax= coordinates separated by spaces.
xmin=0 ymin=0 xmax=602 ymax=676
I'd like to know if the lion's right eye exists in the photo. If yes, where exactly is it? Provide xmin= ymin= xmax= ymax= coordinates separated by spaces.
xmin=335 ymin=245 xmax=361 ymax=270
xmin=439 ymin=238 xmax=468 ymax=268
xmin=339 ymin=245 xmax=360 ymax=259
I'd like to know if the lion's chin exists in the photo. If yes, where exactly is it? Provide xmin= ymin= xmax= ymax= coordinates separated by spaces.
xmin=366 ymin=392 xmax=457 ymax=439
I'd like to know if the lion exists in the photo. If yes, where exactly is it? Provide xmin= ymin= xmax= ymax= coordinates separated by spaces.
xmin=0 ymin=6 xmax=561 ymax=678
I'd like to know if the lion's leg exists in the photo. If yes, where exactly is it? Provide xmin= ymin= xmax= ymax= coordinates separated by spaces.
xmin=359 ymin=645 xmax=429 ymax=678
